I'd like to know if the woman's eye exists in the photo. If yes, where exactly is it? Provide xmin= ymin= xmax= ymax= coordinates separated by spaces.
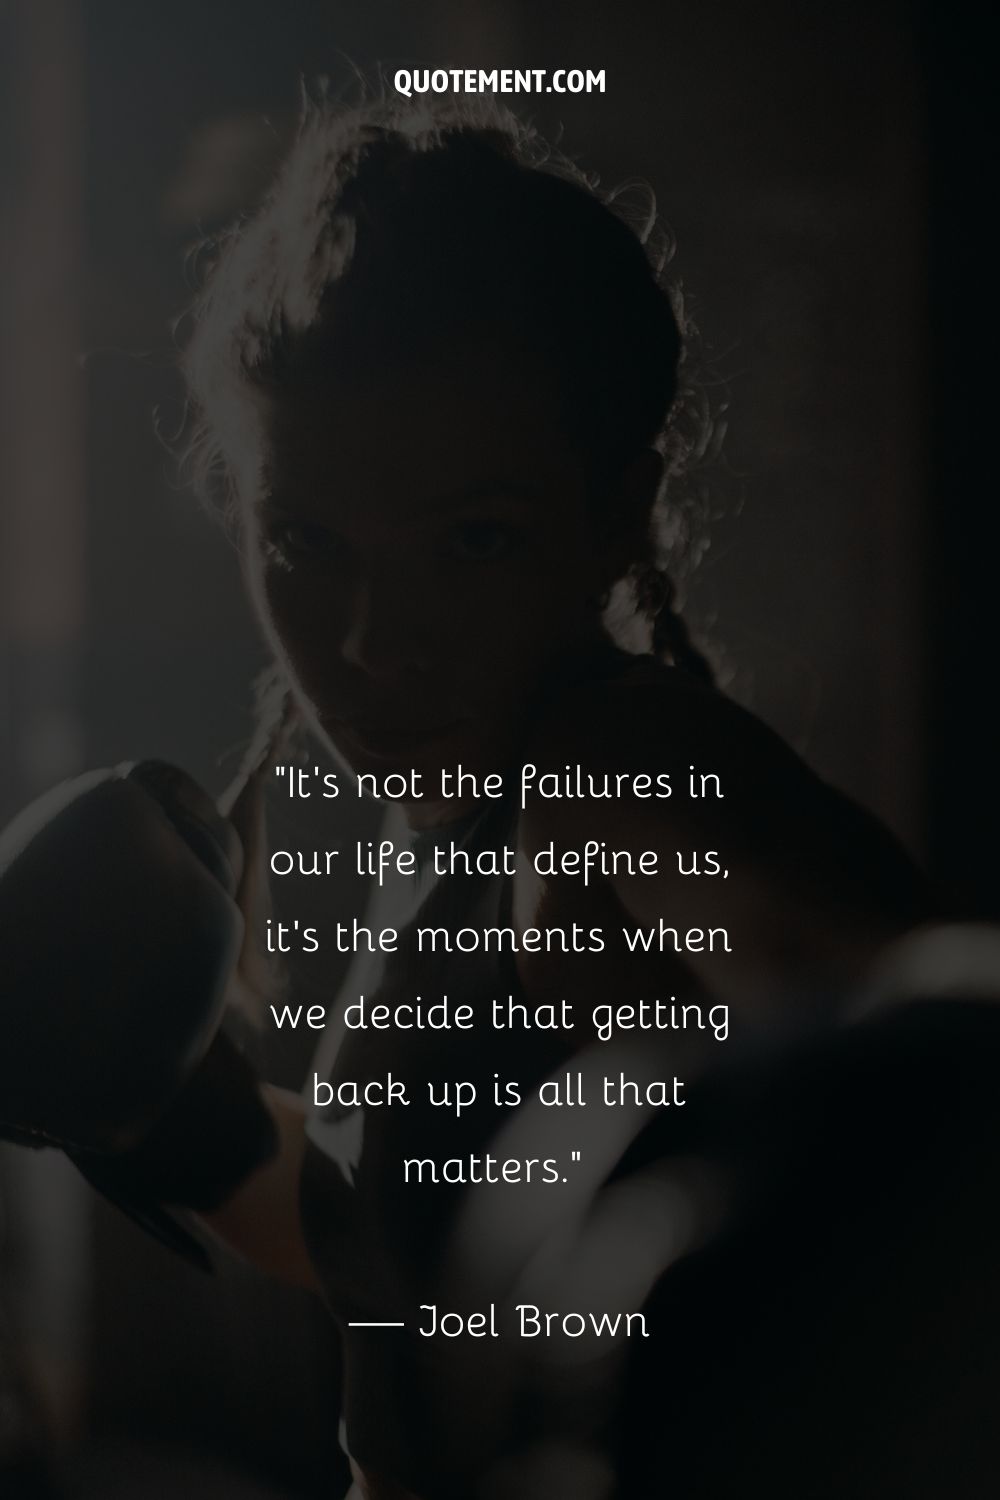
xmin=442 ymin=520 xmax=523 ymax=562
xmin=263 ymin=519 xmax=338 ymax=567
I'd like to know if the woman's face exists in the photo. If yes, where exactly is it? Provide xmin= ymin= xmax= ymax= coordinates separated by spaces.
xmin=241 ymin=346 xmax=620 ymax=819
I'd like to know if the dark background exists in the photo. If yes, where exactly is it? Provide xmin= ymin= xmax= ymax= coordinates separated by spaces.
xmin=0 ymin=0 xmax=994 ymax=1493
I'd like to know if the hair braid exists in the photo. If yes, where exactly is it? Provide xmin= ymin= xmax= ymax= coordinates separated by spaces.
xmin=636 ymin=563 xmax=715 ymax=687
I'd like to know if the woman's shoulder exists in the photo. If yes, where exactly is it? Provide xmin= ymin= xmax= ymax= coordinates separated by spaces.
xmin=525 ymin=648 xmax=810 ymax=791
xmin=520 ymin=646 xmax=932 ymax=923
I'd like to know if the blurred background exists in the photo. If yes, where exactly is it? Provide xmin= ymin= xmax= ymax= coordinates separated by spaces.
xmin=0 ymin=0 xmax=993 ymax=1493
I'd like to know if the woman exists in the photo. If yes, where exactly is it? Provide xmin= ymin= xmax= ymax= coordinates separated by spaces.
xmin=183 ymin=98 xmax=930 ymax=1497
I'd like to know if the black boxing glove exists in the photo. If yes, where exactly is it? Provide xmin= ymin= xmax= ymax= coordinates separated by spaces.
xmin=0 ymin=760 xmax=278 ymax=1267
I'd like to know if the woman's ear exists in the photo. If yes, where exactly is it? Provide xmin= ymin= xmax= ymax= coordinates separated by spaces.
xmin=600 ymin=448 xmax=665 ymax=586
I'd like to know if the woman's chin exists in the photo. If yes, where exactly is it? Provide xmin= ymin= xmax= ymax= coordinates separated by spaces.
xmin=321 ymin=715 xmax=476 ymax=782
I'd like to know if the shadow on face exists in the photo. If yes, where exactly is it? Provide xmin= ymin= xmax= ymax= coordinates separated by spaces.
xmin=241 ymin=346 xmax=621 ymax=812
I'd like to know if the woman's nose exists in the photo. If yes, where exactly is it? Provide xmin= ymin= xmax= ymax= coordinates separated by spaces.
xmin=337 ymin=568 xmax=429 ymax=679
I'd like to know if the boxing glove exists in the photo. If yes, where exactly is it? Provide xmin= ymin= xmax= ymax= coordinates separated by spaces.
xmin=433 ymin=935 xmax=1000 ymax=1497
xmin=0 ymin=760 xmax=278 ymax=1266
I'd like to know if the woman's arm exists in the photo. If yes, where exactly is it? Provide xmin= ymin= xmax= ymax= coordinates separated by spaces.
xmin=196 ymin=745 xmax=322 ymax=1291
xmin=196 ymin=1084 xmax=320 ymax=1292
